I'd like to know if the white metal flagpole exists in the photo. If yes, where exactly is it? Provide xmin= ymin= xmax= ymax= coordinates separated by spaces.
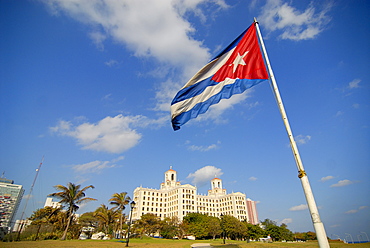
xmin=254 ymin=18 xmax=330 ymax=248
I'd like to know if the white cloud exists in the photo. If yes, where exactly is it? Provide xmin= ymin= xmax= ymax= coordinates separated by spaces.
xmin=320 ymin=175 xmax=334 ymax=182
xmin=348 ymin=79 xmax=361 ymax=89
xmin=188 ymin=141 xmax=221 ymax=152
xmin=289 ymin=204 xmax=308 ymax=211
xmin=72 ymin=156 xmax=123 ymax=174
xmin=89 ymin=31 xmax=106 ymax=51
xmin=153 ymin=79 xmax=183 ymax=112
xmin=279 ymin=218 xmax=293 ymax=225
xmin=336 ymin=78 xmax=361 ymax=94
xmin=101 ymin=93 xmax=113 ymax=101
xmin=330 ymin=224 xmax=340 ymax=228
xmin=330 ymin=179 xmax=354 ymax=188
xmin=73 ymin=161 xmax=113 ymax=174
xmin=104 ymin=60 xmax=119 ymax=67
xmin=42 ymin=0 xmax=228 ymax=77
xmin=294 ymin=134 xmax=311 ymax=145
xmin=112 ymin=156 xmax=124 ymax=163
xmin=41 ymin=0 xmax=261 ymax=127
xmin=249 ymin=176 xmax=257 ymax=181
xmin=346 ymin=206 xmax=369 ymax=214
xmin=50 ymin=114 xmax=165 ymax=154
xmin=258 ymin=0 xmax=332 ymax=40
xmin=42 ymin=0 xmax=255 ymax=128
xmin=187 ymin=165 xmax=223 ymax=187
xmin=188 ymin=144 xmax=218 ymax=152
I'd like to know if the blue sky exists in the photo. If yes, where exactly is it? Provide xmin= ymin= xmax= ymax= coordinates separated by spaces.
xmin=1 ymin=0 xmax=369 ymax=241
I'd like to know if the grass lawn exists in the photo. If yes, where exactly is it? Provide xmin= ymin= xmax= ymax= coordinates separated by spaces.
xmin=1 ymin=238 xmax=370 ymax=248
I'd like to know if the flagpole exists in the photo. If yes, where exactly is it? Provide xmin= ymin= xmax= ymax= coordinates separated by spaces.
xmin=254 ymin=18 xmax=330 ymax=248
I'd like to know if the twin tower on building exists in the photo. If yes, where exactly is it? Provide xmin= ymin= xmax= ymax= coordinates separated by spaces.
xmin=132 ymin=167 xmax=258 ymax=224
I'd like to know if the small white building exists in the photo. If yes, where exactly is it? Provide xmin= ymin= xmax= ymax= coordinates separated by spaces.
xmin=44 ymin=197 xmax=62 ymax=209
xmin=132 ymin=168 xmax=258 ymax=224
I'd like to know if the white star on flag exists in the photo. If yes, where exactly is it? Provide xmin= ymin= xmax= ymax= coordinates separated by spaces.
xmin=231 ymin=51 xmax=249 ymax=73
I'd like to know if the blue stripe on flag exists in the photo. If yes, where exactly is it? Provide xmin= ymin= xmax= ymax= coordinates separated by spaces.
xmin=171 ymin=76 xmax=217 ymax=105
xmin=171 ymin=78 xmax=266 ymax=130
xmin=172 ymin=28 xmax=249 ymax=106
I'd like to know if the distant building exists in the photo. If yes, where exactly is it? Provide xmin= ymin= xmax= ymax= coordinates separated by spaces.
xmin=11 ymin=198 xmax=62 ymax=234
xmin=132 ymin=167 xmax=258 ymax=224
xmin=12 ymin=219 xmax=31 ymax=233
xmin=246 ymin=198 xmax=258 ymax=225
xmin=44 ymin=197 xmax=62 ymax=209
xmin=0 ymin=178 xmax=24 ymax=238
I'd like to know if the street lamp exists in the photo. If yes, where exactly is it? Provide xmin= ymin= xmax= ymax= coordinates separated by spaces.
xmin=126 ymin=201 xmax=136 ymax=247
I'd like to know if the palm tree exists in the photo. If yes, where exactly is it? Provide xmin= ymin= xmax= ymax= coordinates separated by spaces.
xmin=28 ymin=206 xmax=62 ymax=240
xmin=94 ymin=204 xmax=120 ymax=235
xmin=109 ymin=192 xmax=131 ymax=238
xmin=48 ymin=182 xmax=96 ymax=240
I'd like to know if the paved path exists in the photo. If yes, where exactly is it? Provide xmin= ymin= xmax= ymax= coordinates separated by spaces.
xmin=190 ymin=243 xmax=213 ymax=248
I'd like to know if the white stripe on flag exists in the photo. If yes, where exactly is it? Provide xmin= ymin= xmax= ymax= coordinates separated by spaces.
xmin=171 ymin=77 xmax=237 ymax=119
xmin=179 ymin=47 xmax=236 ymax=90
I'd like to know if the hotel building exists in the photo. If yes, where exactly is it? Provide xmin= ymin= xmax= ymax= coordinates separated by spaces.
xmin=0 ymin=178 xmax=24 ymax=238
xmin=132 ymin=168 xmax=258 ymax=224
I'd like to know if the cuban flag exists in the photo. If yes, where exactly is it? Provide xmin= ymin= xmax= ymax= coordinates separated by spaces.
xmin=171 ymin=23 xmax=269 ymax=131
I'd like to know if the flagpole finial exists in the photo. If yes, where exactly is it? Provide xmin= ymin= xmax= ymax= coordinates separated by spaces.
xmin=254 ymin=17 xmax=258 ymax=23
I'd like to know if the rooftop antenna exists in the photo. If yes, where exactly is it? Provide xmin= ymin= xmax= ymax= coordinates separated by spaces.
xmin=16 ymin=156 xmax=44 ymax=240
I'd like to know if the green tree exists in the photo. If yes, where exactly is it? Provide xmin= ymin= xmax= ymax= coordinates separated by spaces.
xmin=135 ymin=213 xmax=162 ymax=238
xmin=28 ymin=206 xmax=66 ymax=232
xmin=109 ymin=192 xmax=130 ymax=238
xmin=221 ymin=215 xmax=247 ymax=241
xmin=261 ymin=219 xmax=277 ymax=240
xmin=206 ymin=216 xmax=221 ymax=240
xmin=305 ymin=231 xmax=317 ymax=240
xmin=294 ymin=231 xmax=317 ymax=241
xmin=260 ymin=219 xmax=294 ymax=241
xmin=28 ymin=206 xmax=61 ymax=240
xmin=294 ymin=232 xmax=306 ymax=241
xmin=160 ymin=216 xmax=180 ymax=239
xmin=177 ymin=221 xmax=188 ymax=240
xmin=23 ymin=206 xmax=67 ymax=241
xmin=79 ymin=212 xmax=99 ymax=238
xmin=48 ymin=182 xmax=96 ymax=240
xmin=79 ymin=211 xmax=98 ymax=228
xmin=183 ymin=213 xmax=209 ymax=239
xmin=94 ymin=204 xmax=120 ymax=235
xmin=243 ymin=221 xmax=264 ymax=241
xmin=29 ymin=206 xmax=60 ymax=226
xmin=51 ymin=210 xmax=68 ymax=232
xmin=279 ymin=223 xmax=294 ymax=241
